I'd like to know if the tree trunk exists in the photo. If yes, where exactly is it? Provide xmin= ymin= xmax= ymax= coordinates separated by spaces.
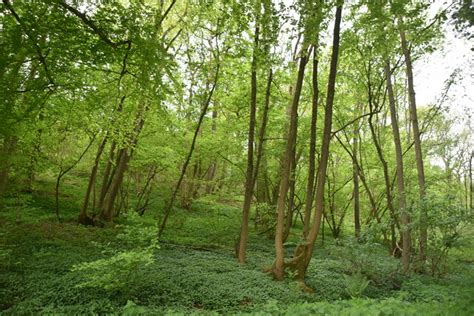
xmin=158 ymin=63 xmax=220 ymax=238
xmin=100 ymin=102 xmax=147 ymax=222
xmin=272 ymin=51 xmax=308 ymax=280
xmin=386 ymin=62 xmax=411 ymax=272
xmin=367 ymin=101 xmax=398 ymax=254
xmin=470 ymin=151 xmax=473 ymax=210
xmin=79 ymin=137 xmax=107 ymax=224
xmin=400 ymin=28 xmax=427 ymax=265
xmin=254 ymin=69 xmax=273 ymax=203
xmin=97 ymin=141 xmax=116 ymax=212
xmin=303 ymin=43 xmax=320 ymax=237
xmin=283 ymin=149 xmax=299 ymax=242
xmin=352 ymin=121 xmax=360 ymax=239
xmin=205 ymin=107 xmax=218 ymax=194
xmin=238 ymin=24 xmax=259 ymax=263
xmin=0 ymin=136 xmax=17 ymax=200
xmin=286 ymin=4 xmax=343 ymax=281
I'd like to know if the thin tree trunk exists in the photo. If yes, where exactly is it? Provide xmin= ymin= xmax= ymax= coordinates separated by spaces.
xmin=55 ymin=135 xmax=96 ymax=222
xmin=158 ymin=63 xmax=220 ymax=238
xmin=97 ymin=141 xmax=116 ymax=211
xmin=238 ymin=24 xmax=259 ymax=263
xmin=205 ymin=107 xmax=218 ymax=194
xmin=283 ymin=149 xmax=299 ymax=242
xmin=254 ymin=69 xmax=273 ymax=201
xmin=386 ymin=62 xmax=411 ymax=272
xmin=470 ymin=151 xmax=473 ymax=210
xmin=303 ymin=43 xmax=320 ymax=237
xmin=400 ymin=28 xmax=427 ymax=265
xmin=0 ymin=136 xmax=17 ymax=199
xmin=286 ymin=4 xmax=343 ymax=282
xmin=367 ymin=104 xmax=398 ymax=254
xmin=101 ymin=103 xmax=147 ymax=222
xmin=272 ymin=51 xmax=308 ymax=280
xmin=79 ymin=137 xmax=107 ymax=224
xmin=352 ymin=121 xmax=360 ymax=239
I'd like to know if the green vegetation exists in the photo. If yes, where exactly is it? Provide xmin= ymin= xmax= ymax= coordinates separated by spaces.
xmin=1 ymin=0 xmax=473 ymax=314
xmin=1 ymin=189 xmax=473 ymax=314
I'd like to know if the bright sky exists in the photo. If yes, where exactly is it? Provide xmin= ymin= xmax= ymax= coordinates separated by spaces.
xmin=414 ymin=2 xmax=473 ymax=120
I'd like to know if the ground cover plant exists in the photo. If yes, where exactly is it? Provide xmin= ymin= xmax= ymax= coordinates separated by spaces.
xmin=0 ymin=0 xmax=473 ymax=315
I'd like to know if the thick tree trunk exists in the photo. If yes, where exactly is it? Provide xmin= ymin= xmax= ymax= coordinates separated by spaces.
xmin=238 ymin=24 xmax=259 ymax=263
xmin=272 ymin=52 xmax=308 ymax=280
xmin=286 ymin=4 xmax=343 ymax=281
xmin=400 ymin=29 xmax=427 ymax=265
xmin=386 ymin=62 xmax=411 ymax=272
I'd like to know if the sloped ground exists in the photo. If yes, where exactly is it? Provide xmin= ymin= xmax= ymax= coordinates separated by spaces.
xmin=1 ymin=192 xmax=473 ymax=315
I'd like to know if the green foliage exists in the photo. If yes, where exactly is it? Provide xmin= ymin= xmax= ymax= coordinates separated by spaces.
xmin=71 ymin=214 xmax=159 ymax=295
xmin=344 ymin=272 xmax=371 ymax=298
xmin=254 ymin=202 xmax=276 ymax=238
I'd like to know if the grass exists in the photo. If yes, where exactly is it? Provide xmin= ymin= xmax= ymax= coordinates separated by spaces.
xmin=0 ymin=181 xmax=473 ymax=314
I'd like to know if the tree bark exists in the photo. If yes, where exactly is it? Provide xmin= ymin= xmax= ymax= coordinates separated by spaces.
xmin=0 ymin=136 xmax=17 ymax=200
xmin=303 ymin=43 xmax=320 ymax=237
xmin=254 ymin=69 xmax=273 ymax=201
xmin=158 ymin=63 xmax=220 ymax=238
xmin=238 ymin=24 xmax=259 ymax=263
xmin=286 ymin=4 xmax=343 ymax=281
xmin=400 ymin=28 xmax=427 ymax=265
xmin=79 ymin=137 xmax=107 ymax=224
xmin=386 ymin=62 xmax=411 ymax=272
xmin=352 ymin=120 xmax=360 ymax=239
xmin=272 ymin=51 xmax=308 ymax=280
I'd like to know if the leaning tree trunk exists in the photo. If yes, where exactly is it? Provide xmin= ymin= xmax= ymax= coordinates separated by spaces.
xmin=285 ymin=4 xmax=343 ymax=282
xmin=79 ymin=137 xmax=107 ymax=224
xmin=158 ymin=63 xmax=220 ymax=238
xmin=400 ymin=28 xmax=427 ymax=266
xmin=386 ymin=62 xmax=411 ymax=272
xmin=100 ymin=103 xmax=147 ymax=222
xmin=238 ymin=24 xmax=259 ymax=264
xmin=272 ymin=51 xmax=308 ymax=281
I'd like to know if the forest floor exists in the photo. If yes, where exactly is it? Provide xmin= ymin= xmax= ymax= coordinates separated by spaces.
xmin=1 ymin=181 xmax=473 ymax=315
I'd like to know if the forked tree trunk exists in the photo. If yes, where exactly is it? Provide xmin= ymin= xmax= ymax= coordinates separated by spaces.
xmin=285 ymin=4 xmax=343 ymax=281
xmin=101 ymin=103 xmax=147 ymax=221
xmin=385 ymin=62 xmax=411 ymax=272
xmin=238 ymin=24 xmax=259 ymax=263
xmin=400 ymin=28 xmax=427 ymax=265
xmin=79 ymin=137 xmax=107 ymax=224
xmin=272 ymin=51 xmax=308 ymax=280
